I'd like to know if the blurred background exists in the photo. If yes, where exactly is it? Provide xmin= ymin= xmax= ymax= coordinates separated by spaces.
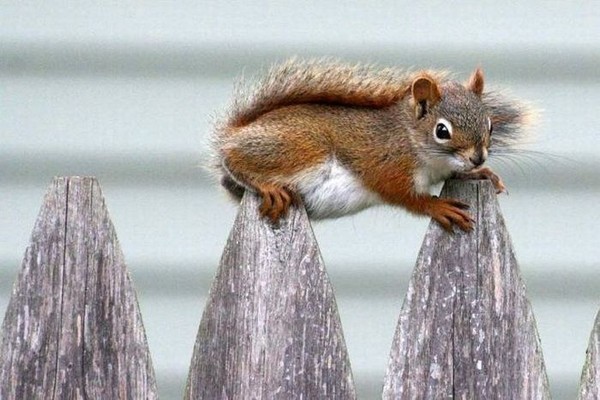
xmin=1 ymin=2 xmax=599 ymax=399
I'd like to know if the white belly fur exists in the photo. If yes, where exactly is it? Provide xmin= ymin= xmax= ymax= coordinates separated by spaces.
xmin=292 ymin=158 xmax=381 ymax=219
xmin=413 ymin=157 xmax=461 ymax=194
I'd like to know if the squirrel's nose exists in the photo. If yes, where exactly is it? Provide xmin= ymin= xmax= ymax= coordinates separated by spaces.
xmin=470 ymin=153 xmax=486 ymax=167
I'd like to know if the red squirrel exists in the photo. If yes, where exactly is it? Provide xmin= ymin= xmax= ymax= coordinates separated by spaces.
xmin=211 ymin=58 xmax=534 ymax=231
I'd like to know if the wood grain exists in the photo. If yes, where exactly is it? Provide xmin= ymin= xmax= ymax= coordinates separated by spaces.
xmin=383 ymin=179 xmax=551 ymax=399
xmin=579 ymin=310 xmax=600 ymax=399
xmin=185 ymin=191 xmax=356 ymax=400
xmin=0 ymin=177 xmax=158 ymax=399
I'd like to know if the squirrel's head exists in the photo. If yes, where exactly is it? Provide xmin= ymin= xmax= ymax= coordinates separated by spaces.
xmin=410 ymin=67 xmax=536 ymax=174
xmin=410 ymin=68 xmax=492 ymax=173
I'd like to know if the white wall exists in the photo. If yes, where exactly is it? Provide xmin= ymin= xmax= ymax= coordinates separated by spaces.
xmin=1 ymin=2 xmax=599 ymax=399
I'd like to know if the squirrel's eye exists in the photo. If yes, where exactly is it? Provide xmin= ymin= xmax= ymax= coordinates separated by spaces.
xmin=433 ymin=118 xmax=453 ymax=142
xmin=436 ymin=124 xmax=450 ymax=139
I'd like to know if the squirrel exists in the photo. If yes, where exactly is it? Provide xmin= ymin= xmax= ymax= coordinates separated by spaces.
xmin=211 ymin=58 xmax=534 ymax=231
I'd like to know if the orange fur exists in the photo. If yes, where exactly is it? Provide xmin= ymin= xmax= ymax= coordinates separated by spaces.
xmin=360 ymin=156 xmax=473 ymax=231
xmin=467 ymin=67 xmax=484 ymax=97
xmin=212 ymin=59 xmax=533 ymax=230
xmin=226 ymin=58 xmax=416 ymax=128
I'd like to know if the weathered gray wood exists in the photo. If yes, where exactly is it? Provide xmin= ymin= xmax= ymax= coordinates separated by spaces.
xmin=579 ymin=310 xmax=600 ymax=399
xmin=383 ymin=179 xmax=550 ymax=399
xmin=185 ymin=192 xmax=356 ymax=399
xmin=0 ymin=177 xmax=158 ymax=399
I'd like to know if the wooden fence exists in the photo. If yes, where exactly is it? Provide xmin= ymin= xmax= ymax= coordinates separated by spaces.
xmin=0 ymin=176 xmax=598 ymax=399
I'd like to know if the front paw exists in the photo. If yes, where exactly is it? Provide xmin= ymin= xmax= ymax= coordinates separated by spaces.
xmin=428 ymin=197 xmax=474 ymax=232
xmin=455 ymin=167 xmax=506 ymax=194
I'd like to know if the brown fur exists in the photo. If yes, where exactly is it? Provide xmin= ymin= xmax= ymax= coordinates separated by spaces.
xmin=467 ymin=67 xmax=485 ymax=97
xmin=225 ymin=58 xmax=420 ymax=128
xmin=212 ymin=58 xmax=534 ymax=230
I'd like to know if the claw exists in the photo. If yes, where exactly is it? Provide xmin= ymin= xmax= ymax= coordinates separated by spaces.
xmin=256 ymin=183 xmax=295 ymax=223
xmin=428 ymin=197 xmax=475 ymax=232
xmin=455 ymin=167 xmax=507 ymax=195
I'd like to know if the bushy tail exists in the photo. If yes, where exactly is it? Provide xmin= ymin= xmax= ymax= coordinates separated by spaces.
xmin=484 ymin=90 xmax=538 ymax=151
xmin=226 ymin=57 xmax=411 ymax=128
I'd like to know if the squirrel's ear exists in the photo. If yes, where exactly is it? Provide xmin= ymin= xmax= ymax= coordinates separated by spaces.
xmin=411 ymin=76 xmax=441 ymax=119
xmin=467 ymin=67 xmax=484 ymax=97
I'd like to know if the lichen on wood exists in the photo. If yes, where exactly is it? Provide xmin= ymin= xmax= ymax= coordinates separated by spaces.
xmin=185 ymin=192 xmax=356 ymax=400
xmin=383 ymin=179 xmax=550 ymax=399
xmin=579 ymin=311 xmax=600 ymax=399
xmin=0 ymin=177 xmax=158 ymax=399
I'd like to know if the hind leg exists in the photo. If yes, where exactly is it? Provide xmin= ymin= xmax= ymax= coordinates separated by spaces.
xmin=222 ymin=160 xmax=296 ymax=222
xmin=221 ymin=149 xmax=299 ymax=223
xmin=220 ymin=174 xmax=246 ymax=201
xmin=219 ymin=126 xmax=327 ymax=221
xmin=254 ymin=182 xmax=297 ymax=222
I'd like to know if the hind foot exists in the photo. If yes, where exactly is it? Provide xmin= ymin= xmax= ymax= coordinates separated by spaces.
xmin=256 ymin=183 xmax=296 ymax=222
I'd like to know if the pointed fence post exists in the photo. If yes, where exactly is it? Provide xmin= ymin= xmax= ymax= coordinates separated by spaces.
xmin=383 ymin=179 xmax=550 ymax=399
xmin=0 ymin=177 xmax=158 ymax=399
xmin=185 ymin=192 xmax=356 ymax=399
xmin=579 ymin=310 xmax=600 ymax=399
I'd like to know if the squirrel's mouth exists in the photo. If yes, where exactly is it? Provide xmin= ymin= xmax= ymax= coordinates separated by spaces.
xmin=453 ymin=152 xmax=487 ymax=173
xmin=458 ymin=147 xmax=488 ymax=170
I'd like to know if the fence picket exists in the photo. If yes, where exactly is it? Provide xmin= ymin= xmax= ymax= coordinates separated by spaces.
xmin=185 ymin=191 xmax=356 ymax=399
xmin=0 ymin=177 xmax=158 ymax=399
xmin=579 ymin=310 xmax=600 ymax=399
xmin=383 ymin=180 xmax=551 ymax=399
